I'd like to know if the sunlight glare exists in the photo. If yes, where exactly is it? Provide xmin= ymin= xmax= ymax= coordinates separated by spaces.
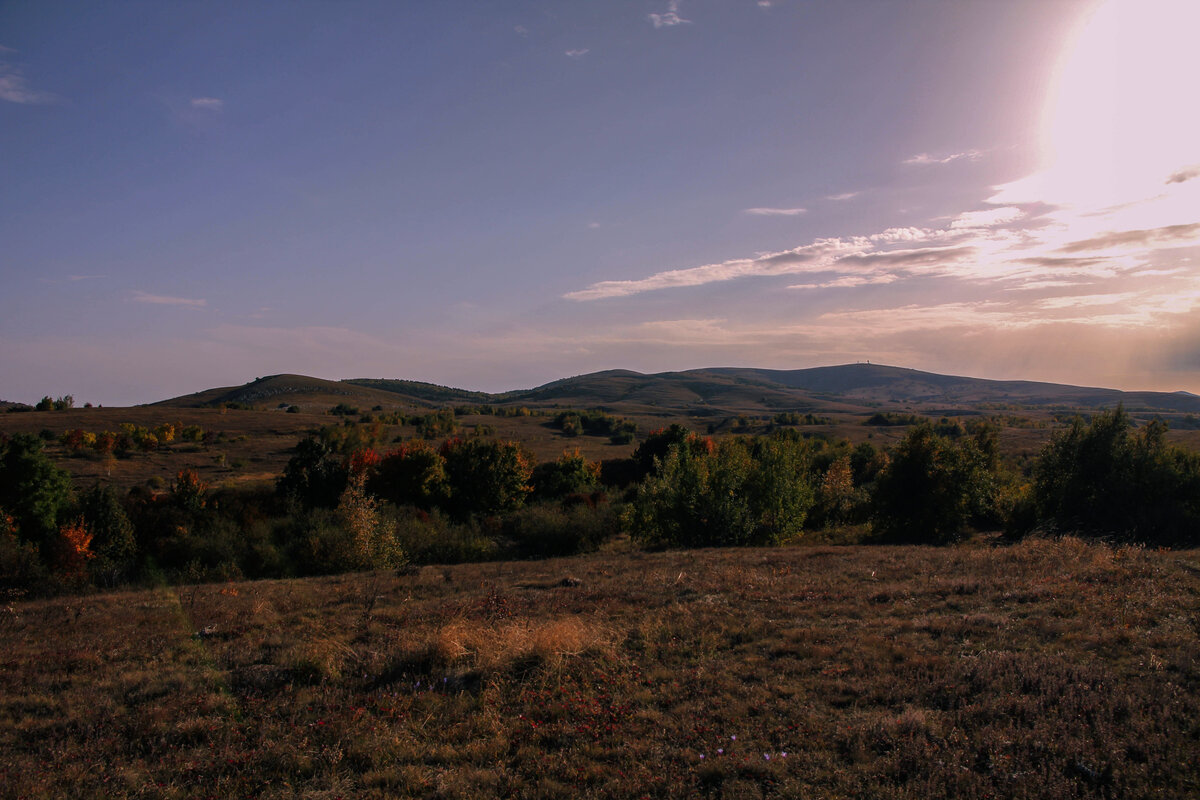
xmin=993 ymin=0 xmax=1200 ymax=228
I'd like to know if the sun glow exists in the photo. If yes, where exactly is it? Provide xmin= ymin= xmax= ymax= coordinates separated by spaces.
xmin=993 ymin=0 xmax=1200 ymax=230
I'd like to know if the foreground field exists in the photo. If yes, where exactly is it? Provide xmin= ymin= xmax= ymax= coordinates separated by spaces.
xmin=3 ymin=540 xmax=1199 ymax=799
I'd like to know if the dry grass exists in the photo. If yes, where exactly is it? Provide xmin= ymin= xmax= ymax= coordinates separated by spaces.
xmin=2 ymin=540 xmax=1199 ymax=798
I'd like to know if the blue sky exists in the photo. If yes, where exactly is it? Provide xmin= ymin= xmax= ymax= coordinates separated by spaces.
xmin=3 ymin=0 xmax=1199 ymax=405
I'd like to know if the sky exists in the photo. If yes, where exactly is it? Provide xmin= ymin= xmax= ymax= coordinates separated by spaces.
xmin=2 ymin=0 xmax=1199 ymax=406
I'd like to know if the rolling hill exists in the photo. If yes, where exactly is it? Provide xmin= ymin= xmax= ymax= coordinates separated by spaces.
xmin=151 ymin=364 xmax=1200 ymax=416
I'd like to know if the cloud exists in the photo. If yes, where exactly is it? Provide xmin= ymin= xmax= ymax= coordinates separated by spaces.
xmin=0 ymin=63 xmax=59 ymax=105
xmin=131 ymin=291 xmax=207 ymax=308
xmin=1167 ymin=165 xmax=1200 ymax=185
xmin=743 ymin=207 xmax=806 ymax=216
xmin=1059 ymin=223 xmax=1200 ymax=254
xmin=190 ymin=97 xmax=224 ymax=110
xmin=949 ymin=207 xmax=1025 ymax=229
xmin=587 ymin=222 xmax=601 ymax=229
xmin=788 ymin=274 xmax=900 ymax=290
xmin=649 ymin=0 xmax=691 ymax=28
xmin=565 ymin=48 xmax=589 ymax=58
xmin=826 ymin=192 xmax=859 ymax=201
xmin=514 ymin=25 xmax=530 ymax=37
xmin=903 ymin=150 xmax=982 ymax=166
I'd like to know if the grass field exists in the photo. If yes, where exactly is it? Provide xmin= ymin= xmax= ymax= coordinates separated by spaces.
xmin=4 ymin=538 xmax=1198 ymax=798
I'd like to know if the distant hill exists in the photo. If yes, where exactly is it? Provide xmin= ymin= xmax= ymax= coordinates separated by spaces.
xmin=703 ymin=364 xmax=1200 ymax=413
xmin=151 ymin=364 xmax=1200 ymax=415
xmin=153 ymin=374 xmax=414 ymax=410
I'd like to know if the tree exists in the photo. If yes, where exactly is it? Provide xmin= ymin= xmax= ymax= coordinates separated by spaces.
xmin=0 ymin=434 xmax=74 ymax=554
xmin=531 ymin=450 xmax=601 ymax=500
xmin=338 ymin=472 xmax=406 ymax=571
xmin=629 ymin=434 xmax=815 ymax=547
xmin=1032 ymin=408 xmax=1200 ymax=543
xmin=819 ymin=455 xmax=855 ymax=526
xmin=277 ymin=436 xmax=349 ymax=509
xmin=368 ymin=441 xmax=447 ymax=510
xmin=440 ymin=438 xmax=533 ymax=519
xmin=79 ymin=484 xmax=137 ymax=586
xmin=871 ymin=424 xmax=995 ymax=544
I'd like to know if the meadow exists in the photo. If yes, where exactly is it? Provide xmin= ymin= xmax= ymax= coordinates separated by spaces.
xmin=4 ymin=538 xmax=1198 ymax=799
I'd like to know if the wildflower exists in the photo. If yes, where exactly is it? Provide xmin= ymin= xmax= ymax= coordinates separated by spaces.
xmin=717 ymin=748 xmax=724 ymax=755
xmin=764 ymin=753 xmax=771 ymax=760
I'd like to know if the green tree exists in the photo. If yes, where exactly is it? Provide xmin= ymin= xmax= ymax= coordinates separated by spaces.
xmin=1032 ymin=408 xmax=1200 ymax=543
xmin=277 ymin=436 xmax=349 ymax=509
xmin=0 ymin=434 xmax=74 ymax=554
xmin=440 ymin=438 xmax=533 ymax=519
xmin=79 ymin=484 xmax=137 ymax=586
xmin=871 ymin=424 xmax=995 ymax=544
xmin=531 ymin=449 xmax=601 ymax=500
xmin=368 ymin=441 xmax=448 ymax=510
xmin=629 ymin=435 xmax=814 ymax=547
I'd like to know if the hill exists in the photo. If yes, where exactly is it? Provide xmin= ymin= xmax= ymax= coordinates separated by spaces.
xmin=153 ymin=374 xmax=427 ymax=411
xmin=153 ymin=363 xmax=1200 ymax=416
xmin=703 ymin=364 xmax=1200 ymax=412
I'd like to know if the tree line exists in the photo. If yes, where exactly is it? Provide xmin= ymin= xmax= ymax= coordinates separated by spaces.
xmin=2 ymin=406 xmax=1197 ymax=595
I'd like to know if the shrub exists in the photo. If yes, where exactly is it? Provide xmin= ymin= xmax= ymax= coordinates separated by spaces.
xmin=503 ymin=501 xmax=620 ymax=558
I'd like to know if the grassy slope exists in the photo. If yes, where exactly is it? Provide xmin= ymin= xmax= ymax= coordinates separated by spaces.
xmin=3 ymin=540 xmax=1198 ymax=799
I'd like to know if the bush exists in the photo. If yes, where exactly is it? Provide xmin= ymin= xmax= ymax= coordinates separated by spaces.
xmin=503 ymin=501 xmax=620 ymax=558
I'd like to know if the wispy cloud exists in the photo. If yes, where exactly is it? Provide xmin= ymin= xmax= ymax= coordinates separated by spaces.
xmin=1059 ymin=223 xmax=1200 ymax=254
xmin=1167 ymin=165 xmax=1200 ymax=185
xmin=0 ymin=62 xmax=59 ymax=105
xmin=514 ymin=25 xmax=529 ymax=37
xmin=903 ymin=149 xmax=982 ymax=166
xmin=131 ymin=291 xmax=207 ymax=308
xmin=949 ymin=207 xmax=1024 ymax=229
xmin=190 ymin=97 xmax=224 ymax=111
xmin=788 ymin=274 xmax=900 ymax=290
xmin=826 ymin=191 xmax=859 ymax=201
xmin=649 ymin=0 xmax=691 ymax=28
xmin=565 ymin=48 xmax=589 ymax=58
xmin=743 ymin=207 xmax=806 ymax=216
